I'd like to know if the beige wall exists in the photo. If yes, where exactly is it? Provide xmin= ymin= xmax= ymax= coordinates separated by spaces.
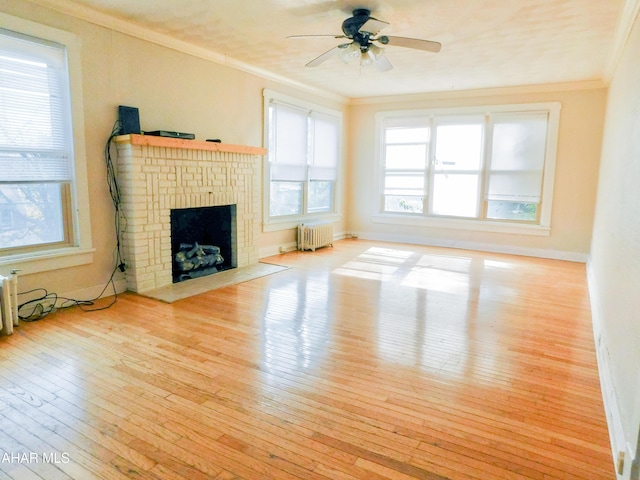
xmin=348 ymin=88 xmax=607 ymax=260
xmin=0 ymin=1 xmax=345 ymax=297
xmin=590 ymin=8 xmax=640 ymax=477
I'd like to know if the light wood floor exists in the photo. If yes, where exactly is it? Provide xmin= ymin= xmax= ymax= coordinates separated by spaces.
xmin=0 ymin=240 xmax=614 ymax=479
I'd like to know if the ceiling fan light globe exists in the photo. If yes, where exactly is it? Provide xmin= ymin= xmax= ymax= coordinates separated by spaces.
xmin=339 ymin=42 xmax=360 ymax=63
xmin=369 ymin=44 xmax=383 ymax=58
xmin=360 ymin=51 xmax=374 ymax=67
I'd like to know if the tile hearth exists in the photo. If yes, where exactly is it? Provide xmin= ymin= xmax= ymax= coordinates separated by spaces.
xmin=140 ymin=262 xmax=289 ymax=303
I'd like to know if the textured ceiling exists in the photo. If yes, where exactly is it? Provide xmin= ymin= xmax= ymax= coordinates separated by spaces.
xmin=40 ymin=0 xmax=625 ymax=99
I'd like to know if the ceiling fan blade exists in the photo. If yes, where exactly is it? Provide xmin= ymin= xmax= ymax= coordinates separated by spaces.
xmin=373 ymin=54 xmax=393 ymax=72
xmin=287 ymin=34 xmax=348 ymax=40
xmin=381 ymin=36 xmax=442 ymax=53
xmin=359 ymin=17 xmax=389 ymax=36
xmin=305 ymin=45 xmax=342 ymax=67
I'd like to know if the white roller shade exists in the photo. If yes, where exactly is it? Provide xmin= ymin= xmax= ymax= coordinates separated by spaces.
xmin=488 ymin=112 xmax=548 ymax=202
xmin=0 ymin=29 xmax=72 ymax=182
xmin=269 ymin=102 xmax=308 ymax=182
xmin=310 ymin=112 xmax=339 ymax=181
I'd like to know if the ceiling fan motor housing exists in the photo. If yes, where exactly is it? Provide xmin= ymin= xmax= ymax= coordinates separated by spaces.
xmin=342 ymin=8 xmax=373 ymax=49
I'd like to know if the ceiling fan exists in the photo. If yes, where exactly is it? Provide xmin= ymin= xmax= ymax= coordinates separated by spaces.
xmin=288 ymin=8 xmax=441 ymax=72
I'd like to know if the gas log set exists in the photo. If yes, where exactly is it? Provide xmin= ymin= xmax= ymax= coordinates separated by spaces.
xmin=174 ymin=242 xmax=224 ymax=280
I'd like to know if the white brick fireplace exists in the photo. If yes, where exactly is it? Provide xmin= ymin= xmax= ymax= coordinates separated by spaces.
xmin=115 ymin=134 xmax=265 ymax=293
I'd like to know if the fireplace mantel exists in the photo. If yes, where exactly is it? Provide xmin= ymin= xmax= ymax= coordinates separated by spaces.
xmin=115 ymin=134 xmax=263 ymax=293
xmin=116 ymin=134 xmax=266 ymax=156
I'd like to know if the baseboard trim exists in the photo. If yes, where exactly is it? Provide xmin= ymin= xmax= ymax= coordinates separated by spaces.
xmin=259 ymin=243 xmax=295 ymax=258
xmin=259 ymin=231 xmax=349 ymax=259
xmin=59 ymin=276 xmax=128 ymax=305
xmin=357 ymin=232 xmax=589 ymax=262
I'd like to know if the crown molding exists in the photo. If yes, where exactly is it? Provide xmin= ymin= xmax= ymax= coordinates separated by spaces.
xmin=26 ymin=0 xmax=348 ymax=104
xmin=604 ymin=0 xmax=640 ymax=82
xmin=347 ymin=80 xmax=608 ymax=106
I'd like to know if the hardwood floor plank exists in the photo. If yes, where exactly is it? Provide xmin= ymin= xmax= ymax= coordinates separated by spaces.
xmin=5 ymin=464 xmax=44 ymax=480
xmin=126 ymin=439 xmax=215 ymax=480
xmin=313 ymin=432 xmax=449 ymax=480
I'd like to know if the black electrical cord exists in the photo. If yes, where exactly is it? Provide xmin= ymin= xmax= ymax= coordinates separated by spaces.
xmin=17 ymin=267 xmax=118 ymax=320
xmin=17 ymin=120 xmax=128 ymax=321
xmin=105 ymin=119 xmax=127 ymax=273
xmin=17 ymin=288 xmax=58 ymax=321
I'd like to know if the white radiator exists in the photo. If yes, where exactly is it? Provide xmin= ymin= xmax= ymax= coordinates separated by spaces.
xmin=298 ymin=222 xmax=334 ymax=252
xmin=0 ymin=272 xmax=18 ymax=336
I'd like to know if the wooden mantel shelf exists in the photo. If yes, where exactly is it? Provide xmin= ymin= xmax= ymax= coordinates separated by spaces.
xmin=115 ymin=134 xmax=266 ymax=155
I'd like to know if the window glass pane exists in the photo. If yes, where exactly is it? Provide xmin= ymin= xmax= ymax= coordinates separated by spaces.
xmin=432 ymin=174 xmax=478 ymax=217
xmin=270 ymin=181 xmax=302 ymax=217
xmin=385 ymin=145 xmax=427 ymax=170
xmin=488 ymin=113 xmax=547 ymax=202
xmin=487 ymin=200 xmax=538 ymax=221
xmin=435 ymin=123 xmax=483 ymax=171
xmin=308 ymin=180 xmax=333 ymax=213
xmin=385 ymin=127 xmax=429 ymax=144
xmin=384 ymin=195 xmax=424 ymax=213
xmin=0 ymin=183 xmax=65 ymax=250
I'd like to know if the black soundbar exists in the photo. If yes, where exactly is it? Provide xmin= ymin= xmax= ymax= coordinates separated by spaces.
xmin=144 ymin=130 xmax=195 ymax=139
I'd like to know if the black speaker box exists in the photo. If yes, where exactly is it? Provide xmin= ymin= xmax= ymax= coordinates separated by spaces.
xmin=118 ymin=105 xmax=141 ymax=135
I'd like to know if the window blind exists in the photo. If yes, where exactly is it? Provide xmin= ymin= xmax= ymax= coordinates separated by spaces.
xmin=269 ymin=101 xmax=341 ymax=183
xmin=487 ymin=112 xmax=548 ymax=203
xmin=269 ymin=102 xmax=308 ymax=182
xmin=0 ymin=29 xmax=72 ymax=182
xmin=309 ymin=112 xmax=339 ymax=181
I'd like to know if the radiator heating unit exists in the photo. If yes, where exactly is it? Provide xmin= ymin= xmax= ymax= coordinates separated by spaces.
xmin=0 ymin=272 xmax=18 ymax=336
xmin=298 ymin=222 xmax=334 ymax=252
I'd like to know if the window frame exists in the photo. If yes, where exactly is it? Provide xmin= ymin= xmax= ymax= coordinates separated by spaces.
xmin=373 ymin=103 xmax=561 ymax=236
xmin=263 ymin=89 xmax=343 ymax=232
xmin=0 ymin=13 xmax=93 ymax=275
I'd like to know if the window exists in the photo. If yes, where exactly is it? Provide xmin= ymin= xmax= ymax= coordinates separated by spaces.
xmin=263 ymin=90 xmax=341 ymax=229
xmin=377 ymin=104 xmax=560 ymax=234
xmin=0 ymin=14 xmax=92 ymax=274
xmin=0 ymin=29 xmax=74 ymax=252
xmin=486 ymin=112 xmax=549 ymax=222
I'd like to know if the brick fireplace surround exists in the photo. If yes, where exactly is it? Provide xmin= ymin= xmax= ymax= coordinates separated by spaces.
xmin=115 ymin=134 xmax=265 ymax=293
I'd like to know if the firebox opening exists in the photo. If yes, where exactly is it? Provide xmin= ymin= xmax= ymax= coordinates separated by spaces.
xmin=170 ymin=204 xmax=237 ymax=283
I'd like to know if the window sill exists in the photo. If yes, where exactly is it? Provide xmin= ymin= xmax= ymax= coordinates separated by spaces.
xmin=372 ymin=213 xmax=551 ymax=236
xmin=263 ymin=213 xmax=342 ymax=232
xmin=0 ymin=246 xmax=95 ymax=276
